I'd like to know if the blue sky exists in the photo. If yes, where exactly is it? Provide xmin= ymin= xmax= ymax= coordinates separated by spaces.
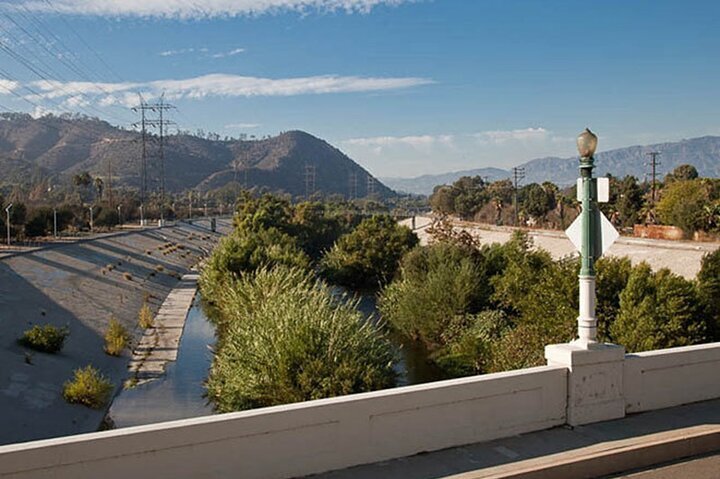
xmin=0 ymin=0 xmax=719 ymax=177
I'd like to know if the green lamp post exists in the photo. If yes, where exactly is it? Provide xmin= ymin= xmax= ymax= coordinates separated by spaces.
xmin=575 ymin=128 xmax=599 ymax=347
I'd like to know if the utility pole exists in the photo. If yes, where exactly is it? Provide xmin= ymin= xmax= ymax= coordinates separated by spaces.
xmin=304 ymin=163 xmax=316 ymax=198
xmin=512 ymin=167 xmax=525 ymax=226
xmin=5 ymin=203 xmax=12 ymax=246
xmin=645 ymin=151 xmax=661 ymax=206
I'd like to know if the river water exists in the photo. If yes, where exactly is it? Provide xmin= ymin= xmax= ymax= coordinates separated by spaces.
xmin=109 ymin=291 xmax=442 ymax=428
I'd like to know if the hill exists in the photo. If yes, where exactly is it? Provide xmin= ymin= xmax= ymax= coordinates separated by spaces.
xmin=383 ymin=136 xmax=720 ymax=194
xmin=518 ymin=136 xmax=720 ymax=185
xmin=0 ymin=113 xmax=392 ymax=198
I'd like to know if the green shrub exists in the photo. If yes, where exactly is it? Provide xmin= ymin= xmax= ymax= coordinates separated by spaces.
xmin=138 ymin=302 xmax=154 ymax=329
xmin=205 ymin=266 xmax=396 ymax=412
xmin=63 ymin=365 xmax=113 ymax=409
xmin=19 ymin=324 xmax=69 ymax=353
xmin=380 ymin=242 xmax=488 ymax=349
xmin=321 ymin=215 xmax=418 ymax=289
xmin=104 ymin=318 xmax=130 ymax=356
xmin=200 ymin=227 xmax=309 ymax=303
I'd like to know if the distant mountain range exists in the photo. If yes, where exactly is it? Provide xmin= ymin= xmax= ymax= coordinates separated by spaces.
xmin=382 ymin=136 xmax=720 ymax=195
xmin=0 ymin=113 xmax=392 ymax=198
xmin=381 ymin=168 xmax=509 ymax=195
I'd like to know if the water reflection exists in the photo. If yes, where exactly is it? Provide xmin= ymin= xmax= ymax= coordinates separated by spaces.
xmin=108 ymin=296 xmax=215 ymax=428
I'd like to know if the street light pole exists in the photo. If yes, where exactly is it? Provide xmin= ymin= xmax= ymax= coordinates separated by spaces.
xmin=89 ymin=206 xmax=94 ymax=233
xmin=117 ymin=205 xmax=122 ymax=227
xmin=139 ymin=204 xmax=144 ymax=227
xmin=575 ymin=128 xmax=599 ymax=348
xmin=53 ymin=208 xmax=58 ymax=238
xmin=5 ymin=203 xmax=12 ymax=246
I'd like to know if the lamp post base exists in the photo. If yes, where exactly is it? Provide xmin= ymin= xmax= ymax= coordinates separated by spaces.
xmin=546 ymin=342 xmax=626 ymax=426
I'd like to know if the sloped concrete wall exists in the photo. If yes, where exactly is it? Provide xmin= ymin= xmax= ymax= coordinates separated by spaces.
xmin=0 ymin=366 xmax=567 ymax=479
xmin=624 ymin=342 xmax=720 ymax=413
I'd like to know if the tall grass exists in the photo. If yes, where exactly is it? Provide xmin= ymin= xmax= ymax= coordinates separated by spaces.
xmin=205 ymin=266 xmax=396 ymax=413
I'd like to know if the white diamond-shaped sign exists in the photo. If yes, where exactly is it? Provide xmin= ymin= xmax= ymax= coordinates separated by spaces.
xmin=565 ymin=210 xmax=619 ymax=258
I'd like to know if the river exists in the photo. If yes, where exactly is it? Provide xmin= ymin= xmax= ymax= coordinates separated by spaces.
xmin=108 ymin=291 xmax=442 ymax=428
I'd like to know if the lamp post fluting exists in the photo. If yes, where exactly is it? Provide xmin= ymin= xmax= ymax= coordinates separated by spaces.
xmin=575 ymin=128 xmax=599 ymax=347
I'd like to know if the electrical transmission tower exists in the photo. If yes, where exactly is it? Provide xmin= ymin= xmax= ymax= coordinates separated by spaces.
xmin=645 ymin=151 xmax=661 ymax=206
xmin=512 ymin=167 xmax=525 ymax=226
xmin=132 ymin=97 xmax=150 ymax=214
xmin=348 ymin=171 xmax=358 ymax=200
xmin=132 ymin=94 xmax=175 ymax=223
xmin=304 ymin=163 xmax=316 ymax=198
xmin=367 ymin=175 xmax=376 ymax=198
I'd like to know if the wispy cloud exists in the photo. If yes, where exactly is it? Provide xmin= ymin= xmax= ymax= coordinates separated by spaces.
xmin=212 ymin=48 xmax=246 ymax=59
xmin=4 ymin=73 xmax=432 ymax=109
xmin=17 ymin=0 xmax=415 ymax=19
xmin=473 ymin=127 xmax=548 ymax=144
xmin=159 ymin=47 xmax=208 ymax=57
xmin=344 ymin=134 xmax=454 ymax=149
xmin=225 ymin=122 xmax=260 ymax=129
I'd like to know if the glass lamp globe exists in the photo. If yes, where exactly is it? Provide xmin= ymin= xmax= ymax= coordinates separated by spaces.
xmin=577 ymin=128 xmax=598 ymax=158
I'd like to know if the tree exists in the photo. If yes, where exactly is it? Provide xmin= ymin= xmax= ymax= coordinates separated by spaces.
xmin=697 ymin=248 xmax=720 ymax=340
xmin=610 ymin=264 xmax=706 ymax=352
xmin=521 ymin=183 xmax=554 ymax=220
xmin=615 ymin=176 xmax=644 ymax=227
xmin=656 ymin=179 xmax=709 ymax=235
xmin=664 ymin=164 xmax=699 ymax=183
xmin=429 ymin=185 xmax=457 ymax=216
xmin=321 ymin=215 xmax=418 ymax=289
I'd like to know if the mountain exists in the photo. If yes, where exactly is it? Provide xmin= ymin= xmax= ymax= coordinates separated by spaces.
xmin=383 ymin=136 xmax=720 ymax=194
xmin=381 ymin=167 xmax=510 ymax=195
xmin=0 ymin=113 xmax=392 ymax=198
xmin=518 ymin=136 xmax=720 ymax=186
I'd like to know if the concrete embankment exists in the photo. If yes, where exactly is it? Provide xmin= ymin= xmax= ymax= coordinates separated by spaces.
xmin=0 ymin=219 xmax=231 ymax=445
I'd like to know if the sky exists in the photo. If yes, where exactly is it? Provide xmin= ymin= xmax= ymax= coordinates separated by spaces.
xmin=0 ymin=0 xmax=719 ymax=178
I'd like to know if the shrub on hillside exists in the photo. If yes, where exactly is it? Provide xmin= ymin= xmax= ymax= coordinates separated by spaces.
xmin=320 ymin=215 xmax=418 ymax=289
xmin=206 ymin=266 xmax=396 ymax=412
xmin=19 ymin=324 xmax=69 ymax=353
xmin=63 ymin=365 xmax=113 ymax=409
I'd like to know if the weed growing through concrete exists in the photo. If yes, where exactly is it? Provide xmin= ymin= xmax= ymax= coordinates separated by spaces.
xmin=104 ymin=317 xmax=130 ymax=356
xmin=18 ymin=324 xmax=69 ymax=353
xmin=63 ymin=365 xmax=113 ymax=409
xmin=138 ymin=301 xmax=154 ymax=329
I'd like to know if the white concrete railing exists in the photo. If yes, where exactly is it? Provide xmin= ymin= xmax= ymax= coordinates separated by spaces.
xmin=0 ymin=366 xmax=566 ymax=479
xmin=624 ymin=342 xmax=720 ymax=413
